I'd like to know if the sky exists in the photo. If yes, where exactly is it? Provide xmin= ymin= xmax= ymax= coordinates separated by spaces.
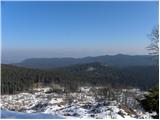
xmin=1 ymin=1 xmax=159 ymax=63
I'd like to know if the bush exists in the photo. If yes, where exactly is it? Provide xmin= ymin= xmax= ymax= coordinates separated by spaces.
xmin=140 ymin=85 xmax=159 ymax=118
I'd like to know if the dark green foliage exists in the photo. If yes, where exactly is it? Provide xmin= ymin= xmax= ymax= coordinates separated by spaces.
xmin=1 ymin=63 xmax=159 ymax=95
xmin=140 ymin=86 xmax=159 ymax=118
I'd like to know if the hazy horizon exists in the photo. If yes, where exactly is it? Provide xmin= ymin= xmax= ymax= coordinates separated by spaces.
xmin=2 ymin=51 xmax=150 ymax=64
xmin=2 ymin=1 xmax=158 ymax=63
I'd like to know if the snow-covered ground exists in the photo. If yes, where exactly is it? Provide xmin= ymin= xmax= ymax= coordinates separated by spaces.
xmin=1 ymin=110 xmax=63 ymax=119
xmin=0 ymin=87 xmax=156 ymax=119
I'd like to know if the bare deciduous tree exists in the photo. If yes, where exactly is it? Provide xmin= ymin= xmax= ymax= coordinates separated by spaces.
xmin=147 ymin=25 xmax=159 ymax=55
xmin=147 ymin=26 xmax=159 ymax=65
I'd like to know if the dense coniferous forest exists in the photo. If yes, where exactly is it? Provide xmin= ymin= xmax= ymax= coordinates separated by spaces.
xmin=1 ymin=62 xmax=158 ymax=94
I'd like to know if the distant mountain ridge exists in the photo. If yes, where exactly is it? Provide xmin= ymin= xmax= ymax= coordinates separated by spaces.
xmin=14 ymin=54 xmax=154 ymax=69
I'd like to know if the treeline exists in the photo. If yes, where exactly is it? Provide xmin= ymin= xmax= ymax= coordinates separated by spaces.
xmin=54 ymin=62 xmax=158 ymax=89
xmin=1 ymin=64 xmax=67 ymax=94
xmin=1 ymin=62 xmax=159 ymax=94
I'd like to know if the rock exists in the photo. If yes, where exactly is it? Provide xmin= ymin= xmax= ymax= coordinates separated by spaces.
xmin=44 ymin=88 xmax=53 ymax=94
xmin=90 ymin=114 xmax=95 ymax=117
xmin=118 ymin=110 xmax=125 ymax=118
xmin=82 ymin=103 xmax=92 ymax=109
xmin=31 ymin=103 xmax=48 ymax=112
xmin=119 ymin=105 xmax=137 ymax=116
xmin=90 ymin=107 xmax=101 ymax=114
xmin=72 ymin=113 xmax=80 ymax=117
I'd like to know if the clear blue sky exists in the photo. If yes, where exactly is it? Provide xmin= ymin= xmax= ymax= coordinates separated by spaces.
xmin=2 ymin=1 xmax=158 ymax=63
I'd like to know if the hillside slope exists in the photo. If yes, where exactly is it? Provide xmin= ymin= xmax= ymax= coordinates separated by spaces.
xmin=14 ymin=54 xmax=154 ymax=69
xmin=1 ymin=63 xmax=158 ymax=94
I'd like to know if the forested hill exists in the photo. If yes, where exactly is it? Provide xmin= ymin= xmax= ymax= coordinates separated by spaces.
xmin=14 ymin=54 xmax=154 ymax=69
xmin=1 ymin=63 xmax=158 ymax=94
